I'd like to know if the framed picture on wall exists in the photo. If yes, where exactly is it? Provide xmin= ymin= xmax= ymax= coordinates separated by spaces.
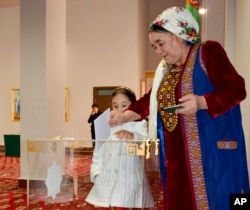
xmin=11 ymin=88 xmax=70 ymax=122
xmin=145 ymin=71 xmax=155 ymax=93
xmin=140 ymin=79 xmax=146 ymax=97
xmin=65 ymin=87 xmax=69 ymax=122
xmin=11 ymin=88 xmax=21 ymax=121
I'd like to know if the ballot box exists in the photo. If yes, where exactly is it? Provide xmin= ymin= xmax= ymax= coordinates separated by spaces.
xmin=26 ymin=138 xmax=161 ymax=209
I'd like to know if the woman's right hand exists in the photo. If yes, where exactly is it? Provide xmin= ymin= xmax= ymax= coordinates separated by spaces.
xmin=109 ymin=110 xmax=126 ymax=127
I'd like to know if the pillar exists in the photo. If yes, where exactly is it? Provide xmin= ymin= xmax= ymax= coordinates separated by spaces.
xmin=19 ymin=0 xmax=66 ymax=184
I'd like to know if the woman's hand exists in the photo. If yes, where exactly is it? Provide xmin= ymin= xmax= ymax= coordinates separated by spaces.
xmin=109 ymin=110 xmax=126 ymax=126
xmin=109 ymin=110 xmax=141 ymax=126
xmin=114 ymin=129 xmax=134 ymax=139
xmin=176 ymin=94 xmax=207 ymax=115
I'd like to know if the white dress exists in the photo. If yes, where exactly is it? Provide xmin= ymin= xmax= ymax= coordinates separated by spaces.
xmin=85 ymin=120 xmax=155 ymax=208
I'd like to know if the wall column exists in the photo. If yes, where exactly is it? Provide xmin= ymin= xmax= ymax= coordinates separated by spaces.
xmin=19 ymin=0 xmax=66 ymax=182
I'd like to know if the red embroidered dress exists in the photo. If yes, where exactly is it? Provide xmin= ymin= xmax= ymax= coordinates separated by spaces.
xmin=157 ymin=64 xmax=194 ymax=209
xmin=128 ymin=41 xmax=249 ymax=210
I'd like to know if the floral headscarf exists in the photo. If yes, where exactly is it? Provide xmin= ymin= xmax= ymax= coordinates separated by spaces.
xmin=150 ymin=7 xmax=200 ymax=44
xmin=148 ymin=7 xmax=200 ymax=138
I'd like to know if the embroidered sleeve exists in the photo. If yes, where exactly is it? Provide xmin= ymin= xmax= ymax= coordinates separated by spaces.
xmin=127 ymin=91 xmax=151 ymax=119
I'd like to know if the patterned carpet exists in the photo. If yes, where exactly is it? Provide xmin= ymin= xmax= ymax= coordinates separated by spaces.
xmin=0 ymin=153 xmax=163 ymax=210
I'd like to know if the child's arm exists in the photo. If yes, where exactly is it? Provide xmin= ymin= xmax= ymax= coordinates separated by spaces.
xmin=113 ymin=120 xmax=148 ymax=140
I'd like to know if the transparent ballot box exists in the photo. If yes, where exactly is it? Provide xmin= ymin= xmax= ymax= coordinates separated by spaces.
xmin=26 ymin=138 xmax=161 ymax=209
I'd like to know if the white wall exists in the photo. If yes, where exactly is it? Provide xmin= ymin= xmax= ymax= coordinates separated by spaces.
xmin=0 ymin=7 xmax=20 ymax=143
xmin=206 ymin=0 xmax=225 ymax=45
xmin=65 ymin=0 xmax=147 ymax=141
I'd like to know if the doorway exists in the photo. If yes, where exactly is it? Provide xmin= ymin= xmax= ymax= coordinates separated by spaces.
xmin=93 ymin=86 xmax=118 ymax=112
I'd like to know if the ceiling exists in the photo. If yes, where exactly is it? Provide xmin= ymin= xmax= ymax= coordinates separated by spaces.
xmin=0 ymin=0 xmax=19 ymax=8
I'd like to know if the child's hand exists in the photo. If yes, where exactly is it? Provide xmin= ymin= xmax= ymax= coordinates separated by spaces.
xmin=114 ymin=130 xmax=134 ymax=140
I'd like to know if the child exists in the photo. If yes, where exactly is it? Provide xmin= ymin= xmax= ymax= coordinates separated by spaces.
xmin=85 ymin=86 xmax=154 ymax=210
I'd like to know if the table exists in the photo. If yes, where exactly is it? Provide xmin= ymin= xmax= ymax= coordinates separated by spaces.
xmin=4 ymin=134 xmax=20 ymax=157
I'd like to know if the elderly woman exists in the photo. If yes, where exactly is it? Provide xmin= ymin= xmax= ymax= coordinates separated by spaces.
xmin=109 ymin=6 xmax=250 ymax=210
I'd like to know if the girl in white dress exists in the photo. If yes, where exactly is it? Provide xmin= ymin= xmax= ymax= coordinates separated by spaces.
xmin=85 ymin=86 xmax=154 ymax=210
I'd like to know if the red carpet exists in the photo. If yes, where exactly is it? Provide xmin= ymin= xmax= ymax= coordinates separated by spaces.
xmin=0 ymin=153 xmax=163 ymax=209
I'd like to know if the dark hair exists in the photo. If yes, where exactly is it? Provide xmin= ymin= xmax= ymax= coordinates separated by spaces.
xmin=149 ymin=24 xmax=194 ymax=46
xmin=112 ymin=86 xmax=136 ymax=103
xmin=149 ymin=24 xmax=169 ymax=33
xmin=91 ymin=103 xmax=98 ymax=108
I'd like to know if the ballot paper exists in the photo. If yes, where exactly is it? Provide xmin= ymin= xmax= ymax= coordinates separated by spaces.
xmin=94 ymin=108 xmax=111 ymax=149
